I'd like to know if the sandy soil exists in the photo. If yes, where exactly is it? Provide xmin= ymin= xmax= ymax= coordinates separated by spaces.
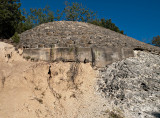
xmin=0 ymin=42 xmax=115 ymax=118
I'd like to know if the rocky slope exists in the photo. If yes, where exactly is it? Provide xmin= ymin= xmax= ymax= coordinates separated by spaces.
xmin=19 ymin=21 xmax=160 ymax=54
xmin=97 ymin=51 xmax=160 ymax=118
xmin=0 ymin=41 xmax=159 ymax=118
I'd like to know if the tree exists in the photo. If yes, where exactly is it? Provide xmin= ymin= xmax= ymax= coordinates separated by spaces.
xmin=63 ymin=1 xmax=96 ymax=22
xmin=0 ymin=0 xmax=24 ymax=38
xmin=90 ymin=18 xmax=124 ymax=34
xmin=16 ymin=6 xmax=55 ymax=33
xmin=1 ymin=1 xmax=124 ymax=36
xmin=152 ymin=35 xmax=160 ymax=47
xmin=54 ymin=10 xmax=63 ymax=21
xmin=11 ymin=32 xmax=20 ymax=43
xmin=22 ymin=6 xmax=54 ymax=28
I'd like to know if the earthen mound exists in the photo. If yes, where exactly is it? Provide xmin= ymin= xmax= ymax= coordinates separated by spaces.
xmin=20 ymin=21 xmax=160 ymax=53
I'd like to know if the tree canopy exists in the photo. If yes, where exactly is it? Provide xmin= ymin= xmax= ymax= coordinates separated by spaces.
xmin=22 ymin=2 xmax=123 ymax=34
xmin=0 ymin=0 xmax=24 ymax=38
xmin=17 ymin=6 xmax=55 ymax=33
xmin=63 ymin=1 xmax=96 ymax=22
xmin=90 ymin=18 xmax=124 ymax=34
xmin=0 ymin=1 xmax=124 ymax=39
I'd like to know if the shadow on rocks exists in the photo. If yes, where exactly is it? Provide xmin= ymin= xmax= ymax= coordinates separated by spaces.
xmin=151 ymin=112 xmax=160 ymax=118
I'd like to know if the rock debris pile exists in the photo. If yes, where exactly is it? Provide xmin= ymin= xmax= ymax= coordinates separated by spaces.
xmin=97 ymin=51 xmax=160 ymax=118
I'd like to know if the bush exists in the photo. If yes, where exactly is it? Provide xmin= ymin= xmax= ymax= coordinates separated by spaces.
xmin=152 ymin=35 xmax=160 ymax=47
xmin=11 ymin=32 xmax=20 ymax=43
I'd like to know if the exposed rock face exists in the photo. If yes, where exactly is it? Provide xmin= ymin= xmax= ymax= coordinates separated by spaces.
xmin=97 ymin=51 xmax=160 ymax=118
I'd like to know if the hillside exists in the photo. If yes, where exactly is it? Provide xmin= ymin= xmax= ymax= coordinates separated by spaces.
xmin=0 ymin=21 xmax=160 ymax=118
xmin=0 ymin=42 xmax=159 ymax=118
xmin=19 ymin=21 xmax=160 ymax=54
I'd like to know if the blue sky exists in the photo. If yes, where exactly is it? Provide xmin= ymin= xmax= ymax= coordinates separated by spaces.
xmin=21 ymin=0 xmax=160 ymax=43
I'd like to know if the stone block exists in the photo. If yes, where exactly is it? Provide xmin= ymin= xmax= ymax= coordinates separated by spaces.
xmin=23 ymin=49 xmax=50 ymax=61
xmin=77 ymin=48 xmax=92 ymax=62
xmin=51 ymin=47 xmax=76 ymax=62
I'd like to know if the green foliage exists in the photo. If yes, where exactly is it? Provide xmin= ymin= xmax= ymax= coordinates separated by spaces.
xmin=63 ymin=1 xmax=96 ymax=22
xmin=90 ymin=18 xmax=124 ymax=34
xmin=25 ymin=56 xmax=31 ymax=60
xmin=11 ymin=32 xmax=20 ymax=43
xmin=1 ymin=1 xmax=124 ymax=37
xmin=0 ymin=0 xmax=25 ymax=38
xmin=21 ymin=6 xmax=54 ymax=29
xmin=18 ymin=2 xmax=97 ymax=31
xmin=62 ymin=2 xmax=123 ymax=34
xmin=152 ymin=35 xmax=160 ymax=47
xmin=13 ymin=6 xmax=55 ymax=33
xmin=55 ymin=9 xmax=63 ymax=21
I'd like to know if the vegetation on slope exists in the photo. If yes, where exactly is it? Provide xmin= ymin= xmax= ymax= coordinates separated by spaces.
xmin=152 ymin=35 xmax=160 ymax=47
xmin=0 ymin=0 xmax=159 ymax=47
xmin=0 ymin=0 xmax=124 ymax=39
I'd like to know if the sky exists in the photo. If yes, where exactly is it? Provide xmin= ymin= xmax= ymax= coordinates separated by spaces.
xmin=20 ymin=0 xmax=160 ymax=43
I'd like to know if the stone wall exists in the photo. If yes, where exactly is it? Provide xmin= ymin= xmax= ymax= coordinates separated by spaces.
xmin=20 ymin=21 xmax=160 ymax=66
xmin=23 ymin=47 xmax=134 ymax=67
xmin=20 ymin=21 xmax=160 ymax=55
xmin=23 ymin=48 xmax=50 ymax=61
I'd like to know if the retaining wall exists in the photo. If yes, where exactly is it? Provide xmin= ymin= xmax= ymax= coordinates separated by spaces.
xmin=23 ymin=47 xmax=134 ymax=67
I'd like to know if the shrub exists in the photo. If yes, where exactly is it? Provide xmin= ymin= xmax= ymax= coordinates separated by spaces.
xmin=11 ymin=32 xmax=20 ymax=43
xmin=152 ymin=35 xmax=160 ymax=47
xmin=25 ymin=56 xmax=31 ymax=60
